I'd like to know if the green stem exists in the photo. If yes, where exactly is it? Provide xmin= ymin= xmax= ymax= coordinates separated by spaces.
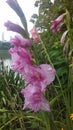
xmin=40 ymin=38 xmax=62 ymax=89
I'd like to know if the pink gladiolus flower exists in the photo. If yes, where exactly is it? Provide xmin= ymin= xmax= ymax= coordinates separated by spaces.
xmin=6 ymin=0 xmax=23 ymax=18
xmin=10 ymin=35 xmax=32 ymax=48
xmin=63 ymin=41 xmax=69 ymax=56
xmin=6 ymin=0 xmax=18 ymax=10
xmin=30 ymin=27 xmax=40 ymax=43
xmin=22 ymin=64 xmax=56 ymax=91
xmin=9 ymin=47 xmax=32 ymax=73
xmin=60 ymin=30 xmax=68 ymax=45
xmin=4 ymin=21 xmax=26 ymax=37
xmin=52 ymin=22 xmax=64 ymax=33
xmin=6 ymin=0 xmax=28 ymax=31
xmin=39 ymin=64 xmax=56 ymax=85
xmin=50 ymin=13 xmax=66 ymax=33
xmin=21 ymin=84 xmax=50 ymax=112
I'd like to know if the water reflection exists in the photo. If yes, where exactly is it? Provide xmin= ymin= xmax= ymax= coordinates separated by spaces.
xmin=0 ymin=59 xmax=11 ymax=72
xmin=4 ymin=59 xmax=11 ymax=68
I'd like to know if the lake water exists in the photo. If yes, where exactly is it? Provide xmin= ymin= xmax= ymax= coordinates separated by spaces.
xmin=0 ymin=50 xmax=11 ymax=69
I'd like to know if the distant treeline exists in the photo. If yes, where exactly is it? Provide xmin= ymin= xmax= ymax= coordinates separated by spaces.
xmin=0 ymin=41 xmax=12 ymax=50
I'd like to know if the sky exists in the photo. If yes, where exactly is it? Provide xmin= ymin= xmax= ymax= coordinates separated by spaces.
xmin=0 ymin=0 xmax=38 ymax=41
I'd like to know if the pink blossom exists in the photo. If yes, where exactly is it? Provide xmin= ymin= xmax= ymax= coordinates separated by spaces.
xmin=4 ymin=21 xmax=26 ymax=37
xmin=10 ymin=35 xmax=32 ymax=48
xmin=50 ymin=13 xmax=66 ymax=33
xmin=21 ymin=84 xmax=50 ymax=112
xmin=6 ymin=0 xmax=23 ymax=18
xmin=6 ymin=0 xmax=18 ymax=10
xmin=51 ymin=22 xmax=64 ymax=33
xmin=30 ymin=27 xmax=40 ymax=43
xmin=22 ymin=64 xmax=56 ymax=91
xmin=39 ymin=64 xmax=56 ymax=85
xmin=63 ymin=41 xmax=69 ymax=56
xmin=60 ymin=30 xmax=68 ymax=45
xmin=9 ymin=47 xmax=32 ymax=73
xmin=6 ymin=0 xmax=28 ymax=31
